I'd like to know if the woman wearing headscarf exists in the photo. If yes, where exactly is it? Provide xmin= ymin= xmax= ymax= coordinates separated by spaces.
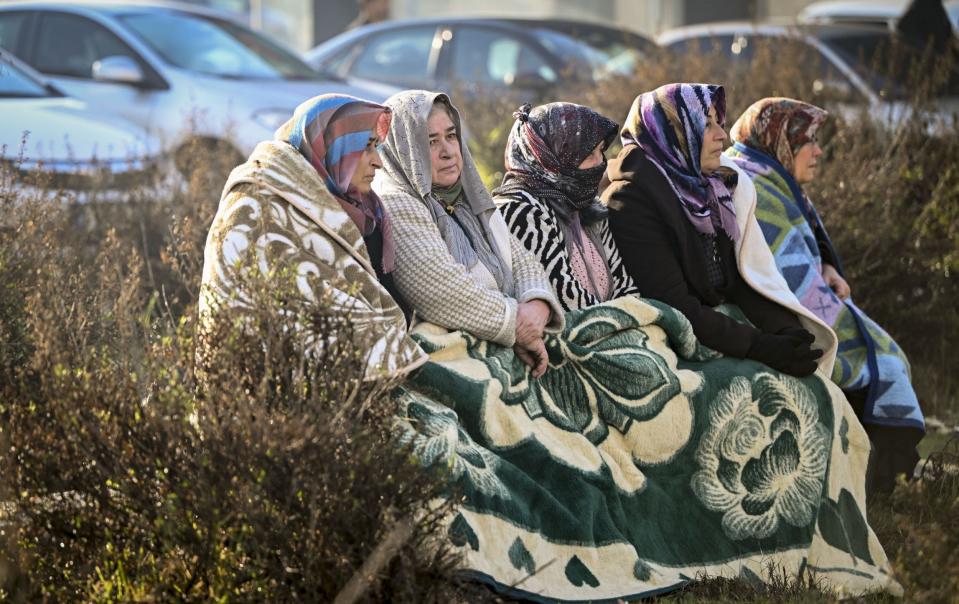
xmin=373 ymin=90 xmax=565 ymax=375
xmin=603 ymin=84 xmax=835 ymax=379
xmin=383 ymin=90 xmax=900 ymax=601
xmin=725 ymin=97 xmax=925 ymax=492
xmin=198 ymin=93 xmax=425 ymax=380
xmin=493 ymin=102 xmax=641 ymax=311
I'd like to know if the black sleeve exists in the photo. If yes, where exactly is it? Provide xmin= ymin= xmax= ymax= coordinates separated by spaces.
xmin=725 ymin=265 xmax=803 ymax=336
xmin=815 ymin=224 xmax=839 ymax=270
xmin=606 ymin=181 xmax=762 ymax=358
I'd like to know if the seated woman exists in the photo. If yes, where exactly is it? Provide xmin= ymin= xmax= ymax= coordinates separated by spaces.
xmin=725 ymin=97 xmax=925 ymax=492
xmin=493 ymin=102 xmax=640 ymax=311
xmin=373 ymin=91 xmax=565 ymax=376
xmin=198 ymin=93 xmax=425 ymax=380
xmin=380 ymin=91 xmax=899 ymax=601
xmin=603 ymin=84 xmax=833 ymax=379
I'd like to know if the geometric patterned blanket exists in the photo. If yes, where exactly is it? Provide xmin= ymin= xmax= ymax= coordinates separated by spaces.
xmin=727 ymin=144 xmax=924 ymax=431
xmin=396 ymin=296 xmax=902 ymax=601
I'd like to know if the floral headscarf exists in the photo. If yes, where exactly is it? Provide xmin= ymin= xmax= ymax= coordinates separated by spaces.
xmin=275 ymin=93 xmax=395 ymax=272
xmin=493 ymin=102 xmax=618 ymax=226
xmin=729 ymin=97 xmax=828 ymax=174
xmin=621 ymin=83 xmax=740 ymax=242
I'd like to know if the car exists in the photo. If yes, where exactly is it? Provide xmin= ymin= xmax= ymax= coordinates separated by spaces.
xmin=0 ymin=1 xmax=400 ymax=179
xmin=657 ymin=21 xmax=959 ymax=130
xmin=798 ymin=0 xmax=959 ymax=30
xmin=302 ymin=17 xmax=659 ymax=104
xmin=0 ymin=46 xmax=159 ymax=202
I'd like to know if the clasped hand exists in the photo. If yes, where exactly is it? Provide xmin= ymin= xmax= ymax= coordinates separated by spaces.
xmin=513 ymin=299 xmax=552 ymax=378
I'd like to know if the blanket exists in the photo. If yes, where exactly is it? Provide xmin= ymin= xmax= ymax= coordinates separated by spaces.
xmin=397 ymin=296 xmax=901 ymax=601
xmin=726 ymin=144 xmax=924 ymax=430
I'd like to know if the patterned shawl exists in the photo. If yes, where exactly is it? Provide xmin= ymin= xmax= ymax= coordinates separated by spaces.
xmin=729 ymin=97 xmax=828 ymax=174
xmin=375 ymin=90 xmax=514 ymax=296
xmin=493 ymin=102 xmax=618 ymax=226
xmin=621 ymin=83 xmax=740 ymax=242
xmin=275 ymin=93 xmax=395 ymax=273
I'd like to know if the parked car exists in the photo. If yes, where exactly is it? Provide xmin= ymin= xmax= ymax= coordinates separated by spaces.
xmin=657 ymin=21 xmax=959 ymax=130
xmin=302 ymin=17 xmax=659 ymax=105
xmin=0 ymin=46 xmax=159 ymax=201
xmin=0 ymin=1 xmax=399 ymax=179
xmin=798 ymin=0 xmax=959 ymax=30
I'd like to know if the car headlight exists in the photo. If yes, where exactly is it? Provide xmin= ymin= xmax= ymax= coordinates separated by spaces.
xmin=252 ymin=108 xmax=293 ymax=132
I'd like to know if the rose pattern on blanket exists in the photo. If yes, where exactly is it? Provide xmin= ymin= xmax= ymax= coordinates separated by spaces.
xmin=692 ymin=373 xmax=830 ymax=540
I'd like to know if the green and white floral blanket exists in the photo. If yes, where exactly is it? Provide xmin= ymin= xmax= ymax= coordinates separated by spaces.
xmin=397 ymin=296 xmax=900 ymax=601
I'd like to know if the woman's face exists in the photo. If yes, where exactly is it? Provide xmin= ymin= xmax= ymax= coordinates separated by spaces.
xmin=348 ymin=136 xmax=383 ymax=195
xmin=577 ymin=142 xmax=605 ymax=169
xmin=427 ymin=107 xmax=463 ymax=188
xmin=792 ymin=141 xmax=822 ymax=184
xmin=699 ymin=105 xmax=727 ymax=173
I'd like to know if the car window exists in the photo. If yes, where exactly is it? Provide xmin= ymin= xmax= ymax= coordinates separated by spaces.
xmin=119 ymin=11 xmax=317 ymax=80
xmin=451 ymin=27 xmax=556 ymax=87
xmin=0 ymin=11 xmax=30 ymax=53
xmin=0 ymin=57 xmax=51 ymax=97
xmin=34 ymin=13 xmax=140 ymax=79
xmin=350 ymin=27 xmax=436 ymax=84
xmin=668 ymin=35 xmax=742 ymax=59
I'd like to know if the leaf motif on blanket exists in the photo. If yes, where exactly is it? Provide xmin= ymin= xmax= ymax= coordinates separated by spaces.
xmin=396 ymin=390 xmax=508 ymax=499
xmin=564 ymin=555 xmax=600 ymax=588
xmin=460 ymin=302 xmax=702 ymax=493
xmin=508 ymin=537 xmax=536 ymax=575
xmin=691 ymin=373 xmax=830 ymax=540
xmin=817 ymin=488 xmax=874 ymax=565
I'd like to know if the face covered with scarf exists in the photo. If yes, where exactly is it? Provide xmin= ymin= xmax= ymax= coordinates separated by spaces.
xmin=275 ymin=93 xmax=395 ymax=271
xmin=494 ymin=102 xmax=618 ymax=226
xmin=730 ymin=97 xmax=829 ymax=184
xmin=622 ymin=83 xmax=741 ymax=242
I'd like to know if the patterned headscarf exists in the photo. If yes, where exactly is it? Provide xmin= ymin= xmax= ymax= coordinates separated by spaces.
xmin=493 ymin=102 xmax=618 ymax=226
xmin=275 ymin=93 xmax=395 ymax=273
xmin=729 ymin=97 xmax=828 ymax=174
xmin=621 ymin=83 xmax=740 ymax=242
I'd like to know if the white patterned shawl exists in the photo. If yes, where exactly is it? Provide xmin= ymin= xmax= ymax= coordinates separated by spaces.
xmin=198 ymin=140 xmax=426 ymax=381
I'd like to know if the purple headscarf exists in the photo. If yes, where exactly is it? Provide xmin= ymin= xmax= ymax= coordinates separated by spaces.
xmin=621 ymin=83 xmax=740 ymax=242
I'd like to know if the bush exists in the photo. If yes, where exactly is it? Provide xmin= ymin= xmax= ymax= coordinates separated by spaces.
xmin=0 ymin=155 xmax=462 ymax=602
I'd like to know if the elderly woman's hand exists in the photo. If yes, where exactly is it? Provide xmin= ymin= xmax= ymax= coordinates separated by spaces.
xmin=514 ymin=339 xmax=549 ymax=378
xmin=822 ymin=263 xmax=851 ymax=300
xmin=515 ymin=299 xmax=552 ymax=345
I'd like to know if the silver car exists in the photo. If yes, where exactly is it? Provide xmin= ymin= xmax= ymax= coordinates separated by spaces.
xmin=0 ymin=1 xmax=399 ymax=177
xmin=1 ymin=46 xmax=158 ymax=202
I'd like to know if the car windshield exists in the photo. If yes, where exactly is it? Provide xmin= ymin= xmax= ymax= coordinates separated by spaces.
xmin=818 ymin=30 xmax=959 ymax=100
xmin=531 ymin=29 xmax=630 ymax=80
xmin=0 ymin=58 xmax=53 ymax=98
xmin=118 ymin=11 xmax=318 ymax=79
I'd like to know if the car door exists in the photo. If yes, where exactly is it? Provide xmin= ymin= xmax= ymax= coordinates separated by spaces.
xmin=342 ymin=25 xmax=442 ymax=90
xmin=445 ymin=25 xmax=558 ymax=103
xmin=23 ymin=11 xmax=164 ymax=137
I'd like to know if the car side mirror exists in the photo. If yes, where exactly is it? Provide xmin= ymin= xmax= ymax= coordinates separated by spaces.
xmin=92 ymin=55 xmax=145 ymax=85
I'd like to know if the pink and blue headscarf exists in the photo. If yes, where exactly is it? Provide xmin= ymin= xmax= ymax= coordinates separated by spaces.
xmin=276 ymin=93 xmax=395 ymax=272
xmin=622 ymin=83 xmax=740 ymax=242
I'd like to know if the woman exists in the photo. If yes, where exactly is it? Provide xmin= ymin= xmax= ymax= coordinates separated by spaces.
xmin=493 ymin=102 xmax=641 ymax=311
xmin=725 ymin=97 xmax=925 ymax=492
xmin=373 ymin=90 xmax=565 ymax=376
xmin=198 ymin=93 xmax=425 ymax=380
xmin=381 ymin=91 xmax=899 ymax=601
xmin=603 ymin=83 xmax=836 ymax=379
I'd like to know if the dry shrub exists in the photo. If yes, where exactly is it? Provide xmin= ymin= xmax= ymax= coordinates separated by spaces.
xmin=0 ymin=150 xmax=463 ymax=602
